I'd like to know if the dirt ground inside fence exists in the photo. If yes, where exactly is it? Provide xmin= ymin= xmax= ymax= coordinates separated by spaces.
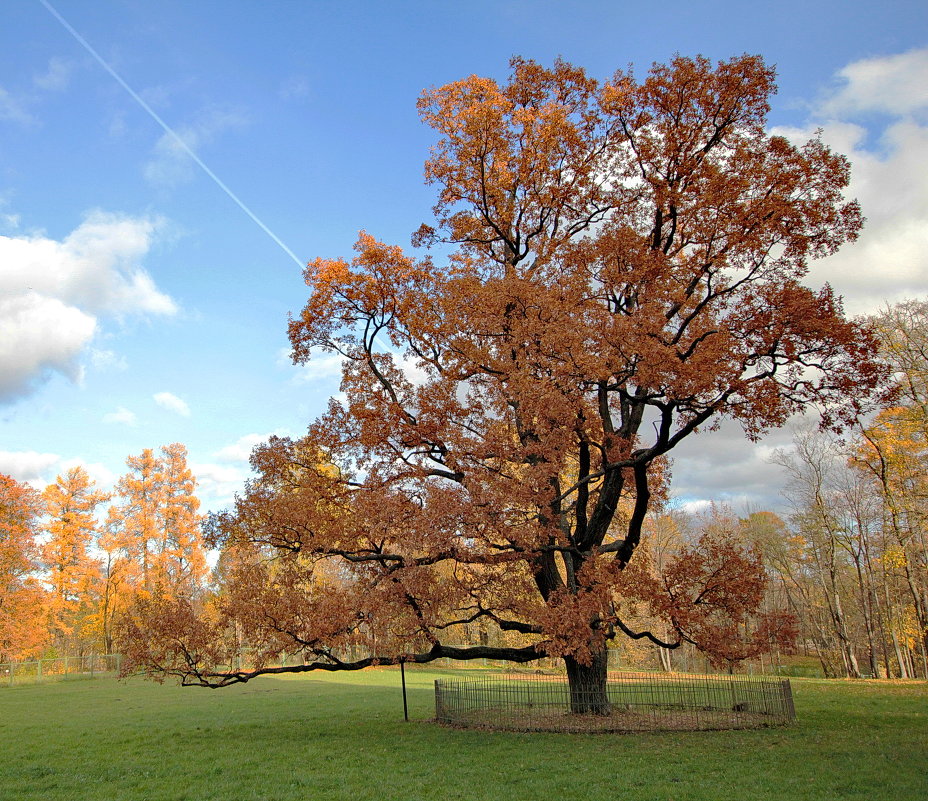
xmin=443 ymin=705 xmax=788 ymax=733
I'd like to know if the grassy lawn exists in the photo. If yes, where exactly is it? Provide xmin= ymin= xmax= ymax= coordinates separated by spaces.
xmin=0 ymin=667 xmax=925 ymax=801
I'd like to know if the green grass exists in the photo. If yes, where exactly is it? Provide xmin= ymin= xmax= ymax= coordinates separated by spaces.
xmin=0 ymin=667 xmax=925 ymax=801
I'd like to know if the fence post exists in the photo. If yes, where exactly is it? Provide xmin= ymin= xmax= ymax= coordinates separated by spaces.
xmin=400 ymin=660 xmax=408 ymax=722
xmin=434 ymin=680 xmax=443 ymax=722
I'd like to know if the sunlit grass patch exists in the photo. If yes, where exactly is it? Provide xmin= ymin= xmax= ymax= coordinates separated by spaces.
xmin=0 ymin=668 xmax=925 ymax=801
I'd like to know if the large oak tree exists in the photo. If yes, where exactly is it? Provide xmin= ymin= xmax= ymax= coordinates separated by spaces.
xmin=122 ymin=55 xmax=883 ymax=711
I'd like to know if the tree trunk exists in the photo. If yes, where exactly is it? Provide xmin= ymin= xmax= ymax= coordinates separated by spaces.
xmin=852 ymin=557 xmax=880 ymax=677
xmin=658 ymin=646 xmax=672 ymax=672
xmin=564 ymin=649 xmax=610 ymax=715
xmin=890 ymin=627 xmax=909 ymax=679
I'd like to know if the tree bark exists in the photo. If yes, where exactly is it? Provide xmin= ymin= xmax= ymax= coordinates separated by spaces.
xmin=564 ymin=648 xmax=610 ymax=715
xmin=658 ymin=646 xmax=672 ymax=672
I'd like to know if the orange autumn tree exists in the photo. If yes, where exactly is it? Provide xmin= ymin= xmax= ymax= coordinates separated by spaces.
xmin=0 ymin=474 xmax=47 ymax=661
xmin=107 ymin=445 xmax=206 ymax=600
xmin=122 ymin=55 xmax=882 ymax=711
xmin=156 ymin=443 xmax=207 ymax=594
xmin=106 ymin=448 xmax=162 ymax=595
xmin=42 ymin=466 xmax=109 ymax=655
xmin=616 ymin=516 xmax=798 ymax=673
xmin=103 ymin=444 xmax=206 ymax=657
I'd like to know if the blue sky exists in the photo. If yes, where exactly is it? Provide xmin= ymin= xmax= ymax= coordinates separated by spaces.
xmin=2 ymin=0 xmax=927 ymax=514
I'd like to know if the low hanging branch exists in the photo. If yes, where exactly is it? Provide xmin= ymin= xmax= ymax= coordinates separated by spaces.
xmin=180 ymin=645 xmax=541 ymax=689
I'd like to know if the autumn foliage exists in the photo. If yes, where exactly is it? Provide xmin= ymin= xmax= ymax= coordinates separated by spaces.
xmin=115 ymin=55 xmax=883 ymax=706
xmin=0 ymin=475 xmax=46 ymax=660
xmin=617 ymin=531 xmax=797 ymax=669
xmin=0 ymin=444 xmax=205 ymax=663
xmin=42 ymin=466 xmax=109 ymax=653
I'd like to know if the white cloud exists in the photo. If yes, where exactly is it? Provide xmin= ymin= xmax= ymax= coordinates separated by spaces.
xmin=0 ymin=194 xmax=22 ymax=232
xmin=103 ymin=406 xmax=138 ymax=426
xmin=0 ymin=293 xmax=96 ymax=398
xmin=674 ymin=499 xmax=713 ymax=516
xmin=773 ymin=47 xmax=928 ymax=316
xmin=819 ymin=48 xmax=928 ymax=118
xmin=397 ymin=353 xmax=430 ymax=387
xmin=88 ymin=348 xmax=128 ymax=372
xmin=215 ymin=432 xmax=276 ymax=463
xmin=154 ymin=391 xmax=191 ymax=417
xmin=192 ymin=461 xmax=250 ymax=513
xmin=0 ymin=450 xmax=117 ymax=492
xmin=195 ymin=462 xmax=248 ymax=486
xmin=144 ymin=106 xmax=246 ymax=188
xmin=56 ymin=213 xmax=176 ymax=316
xmin=0 ymin=212 xmax=20 ymax=232
xmin=194 ymin=431 xmax=292 ymax=512
xmin=0 ymin=449 xmax=61 ymax=485
xmin=284 ymin=348 xmax=346 ymax=384
xmin=279 ymin=75 xmax=310 ymax=101
xmin=33 ymin=58 xmax=72 ymax=92
xmin=0 ymin=85 xmax=33 ymax=125
xmin=0 ymin=210 xmax=175 ymax=403
xmin=668 ymin=419 xmax=797 ymax=513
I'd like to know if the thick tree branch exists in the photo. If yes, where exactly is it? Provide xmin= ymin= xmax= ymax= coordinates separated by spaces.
xmin=175 ymin=643 xmax=542 ymax=688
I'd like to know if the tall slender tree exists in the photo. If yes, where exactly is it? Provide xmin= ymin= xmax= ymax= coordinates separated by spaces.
xmin=156 ymin=443 xmax=206 ymax=596
xmin=108 ymin=445 xmax=205 ymax=594
xmin=108 ymin=448 xmax=163 ymax=593
xmin=41 ymin=466 xmax=109 ymax=654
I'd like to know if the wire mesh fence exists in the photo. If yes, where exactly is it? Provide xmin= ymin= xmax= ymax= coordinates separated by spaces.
xmin=434 ymin=671 xmax=796 ymax=732
xmin=0 ymin=654 xmax=122 ymax=687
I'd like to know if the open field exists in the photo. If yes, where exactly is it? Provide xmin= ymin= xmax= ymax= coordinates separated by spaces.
xmin=0 ymin=668 xmax=925 ymax=801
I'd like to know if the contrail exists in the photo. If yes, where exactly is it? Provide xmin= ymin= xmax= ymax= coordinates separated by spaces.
xmin=37 ymin=0 xmax=305 ymax=270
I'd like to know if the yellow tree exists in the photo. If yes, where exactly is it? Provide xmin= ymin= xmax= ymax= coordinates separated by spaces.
xmin=157 ymin=443 xmax=206 ymax=596
xmin=104 ymin=445 xmax=206 ymax=654
xmin=845 ymin=300 xmax=928 ymax=677
xmin=871 ymin=301 xmax=928 ymax=429
xmin=95 ymin=512 xmax=134 ymax=656
xmin=855 ymin=406 xmax=928 ymax=675
xmin=41 ymin=466 xmax=109 ymax=655
xmin=108 ymin=448 xmax=162 ymax=593
xmin=0 ymin=474 xmax=47 ymax=661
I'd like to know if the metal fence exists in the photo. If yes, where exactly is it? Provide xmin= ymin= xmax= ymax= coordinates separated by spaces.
xmin=0 ymin=654 xmax=122 ymax=687
xmin=434 ymin=671 xmax=796 ymax=732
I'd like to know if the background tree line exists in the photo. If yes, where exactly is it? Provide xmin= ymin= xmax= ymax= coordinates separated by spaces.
xmin=0 ymin=443 xmax=205 ymax=662
xmin=767 ymin=300 xmax=928 ymax=678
